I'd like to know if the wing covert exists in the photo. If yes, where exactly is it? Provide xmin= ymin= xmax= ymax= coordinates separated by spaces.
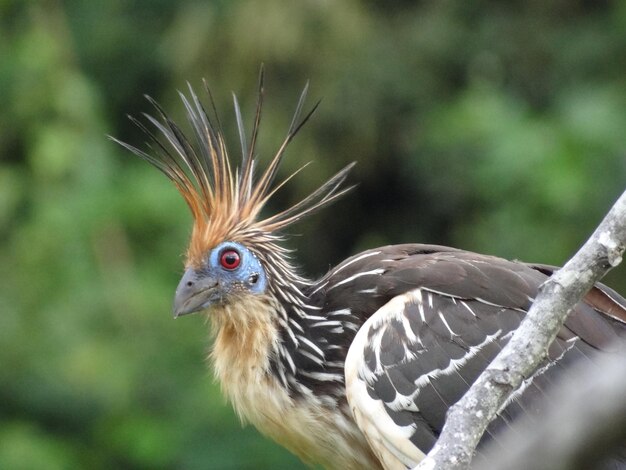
xmin=343 ymin=286 xmax=613 ymax=468
xmin=345 ymin=288 xmax=526 ymax=468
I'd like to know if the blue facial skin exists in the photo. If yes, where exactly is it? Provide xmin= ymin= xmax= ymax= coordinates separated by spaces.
xmin=173 ymin=241 xmax=268 ymax=317
xmin=205 ymin=241 xmax=268 ymax=297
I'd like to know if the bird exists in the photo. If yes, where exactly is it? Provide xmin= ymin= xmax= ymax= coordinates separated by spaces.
xmin=113 ymin=70 xmax=626 ymax=470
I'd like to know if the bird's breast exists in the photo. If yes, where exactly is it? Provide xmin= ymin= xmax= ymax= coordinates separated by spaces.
xmin=208 ymin=296 xmax=381 ymax=469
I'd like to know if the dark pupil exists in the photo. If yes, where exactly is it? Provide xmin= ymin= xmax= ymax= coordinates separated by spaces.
xmin=223 ymin=251 xmax=239 ymax=267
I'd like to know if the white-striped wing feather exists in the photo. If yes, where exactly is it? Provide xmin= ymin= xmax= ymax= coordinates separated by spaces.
xmin=343 ymin=287 xmax=597 ymax=469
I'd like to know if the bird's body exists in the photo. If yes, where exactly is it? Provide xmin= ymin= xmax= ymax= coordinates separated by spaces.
xmin=115 ymin=72 xmax=626 ymax=469
xmin=211 ymin=243 xmax=625 ymax=469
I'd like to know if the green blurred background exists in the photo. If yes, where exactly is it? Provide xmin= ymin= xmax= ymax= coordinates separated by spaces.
xmin=1 ymin=1 xmax=625 ymax=468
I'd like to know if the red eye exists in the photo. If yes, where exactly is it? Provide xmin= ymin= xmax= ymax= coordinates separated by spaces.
xmin=220 ymin=249 xmax=241 ymax=270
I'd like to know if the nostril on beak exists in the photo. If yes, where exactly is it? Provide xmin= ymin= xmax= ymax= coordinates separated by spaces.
xmin=173 ymin=269 xmax=219 ymax=318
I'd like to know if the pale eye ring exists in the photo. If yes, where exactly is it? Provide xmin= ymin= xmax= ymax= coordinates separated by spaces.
xmin=219 ymin=249 xmax=241 ymax=270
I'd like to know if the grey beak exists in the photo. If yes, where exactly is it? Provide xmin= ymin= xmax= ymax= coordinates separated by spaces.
xmin=173 ymin=268 xmax=220 ymax=318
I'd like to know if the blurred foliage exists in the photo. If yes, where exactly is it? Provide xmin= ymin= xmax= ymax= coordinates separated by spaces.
xmin=1 ymin=0 xmax=625 ymax=468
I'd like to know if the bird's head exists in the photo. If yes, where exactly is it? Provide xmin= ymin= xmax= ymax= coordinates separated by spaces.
xmin=173 ymin=241 xmax=268 ymax=317
xmin=113 ymin=69 xmax=353 ymax=317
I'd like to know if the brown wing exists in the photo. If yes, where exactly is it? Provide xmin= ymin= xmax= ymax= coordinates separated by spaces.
xmin=334 ymin=245 xmax=626 ymax=468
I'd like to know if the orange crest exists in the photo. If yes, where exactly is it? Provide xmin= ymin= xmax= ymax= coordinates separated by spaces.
xmin=113 ymin=68 xmax=354 ymax=269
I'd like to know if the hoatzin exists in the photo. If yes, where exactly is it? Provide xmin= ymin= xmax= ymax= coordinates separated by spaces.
xmin=114 ymin=73 xmax=626 ymax=469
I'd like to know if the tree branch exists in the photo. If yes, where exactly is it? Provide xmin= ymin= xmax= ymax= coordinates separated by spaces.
xmin=473 ymin=343 xmax=626 ymax=470
xmin=414 ymin=189 xmax=626 ymax=470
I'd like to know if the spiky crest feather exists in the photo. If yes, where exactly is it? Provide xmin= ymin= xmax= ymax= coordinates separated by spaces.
xmin=111 ymin=67 xmax=354 ymax=270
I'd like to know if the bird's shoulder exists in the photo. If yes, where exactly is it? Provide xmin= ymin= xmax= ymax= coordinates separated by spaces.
xmin=310 ymin=243 xmax=626 ymax=344
xmin=310 ymin=243 xmax=543 ymax=323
